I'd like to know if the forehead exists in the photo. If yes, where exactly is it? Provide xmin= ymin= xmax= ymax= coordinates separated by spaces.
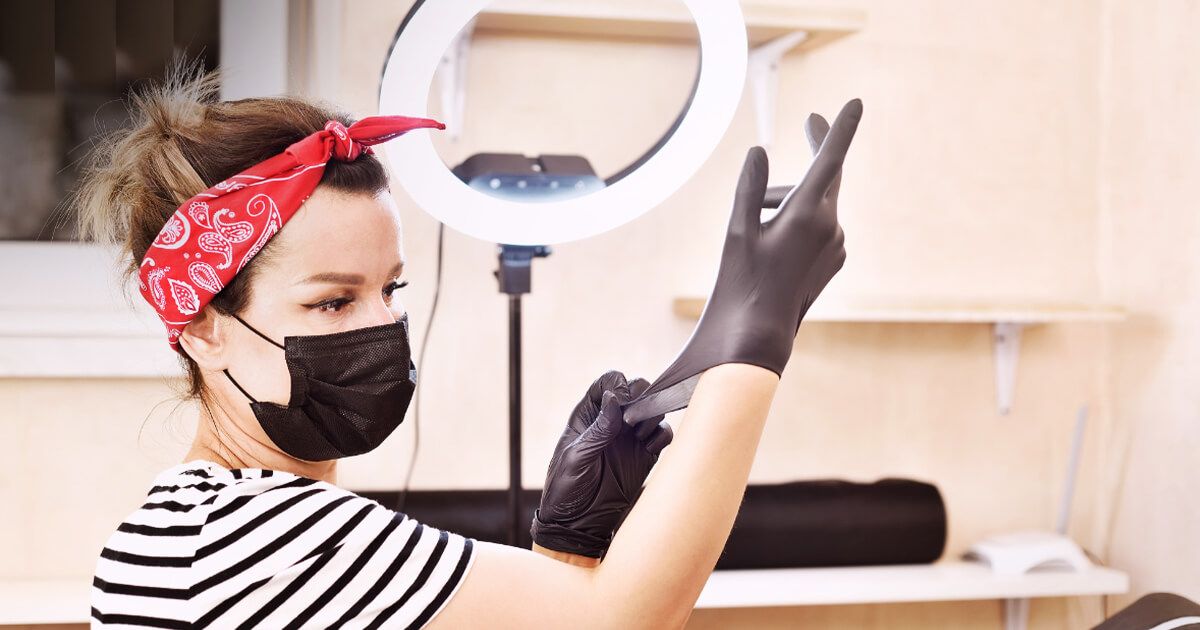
xmin=274 ymin=187 xmax=405 ymax=270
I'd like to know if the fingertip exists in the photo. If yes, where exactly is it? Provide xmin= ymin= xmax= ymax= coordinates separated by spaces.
xmin=804 ymin=113 xmax=830 ymax=154
xmin=602 ymin=390 xmax=629 ymax=423
xmin=840 ymin=98 xmax=864 ymax=125
xmin=593 ymin=371 xmax=631 ymax=404
xmin=742 ymin=146 xmax=768 ymax=175
xmin=644 ymin=421 xmax=674 ymax=456
xmin=599 ymin=370 xmax=627 ymax=388
xmin=731 ymin=146 xmax=771 ymax=237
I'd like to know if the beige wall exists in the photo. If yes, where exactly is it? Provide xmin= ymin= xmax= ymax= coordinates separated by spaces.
xmin=1 ymin=1 xmax=1194 ymax=628
xmin=1099 ymin=0 xmax=1200 ymax=611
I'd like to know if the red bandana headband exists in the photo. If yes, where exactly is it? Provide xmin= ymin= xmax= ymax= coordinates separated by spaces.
xmin=137 ymin=115 xmax=445 ymax=351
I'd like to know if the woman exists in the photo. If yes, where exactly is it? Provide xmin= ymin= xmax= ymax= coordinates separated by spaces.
xmin=80 ymin=68 xmax=859 ymax=628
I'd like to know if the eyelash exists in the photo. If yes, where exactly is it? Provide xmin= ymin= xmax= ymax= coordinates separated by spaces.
xmin=308 ymin=280 xmax=409 ymax=313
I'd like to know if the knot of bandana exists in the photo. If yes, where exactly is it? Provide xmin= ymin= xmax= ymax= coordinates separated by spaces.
xmin=324 ymin=120 xmax=360 ymax=161
xmin=137 ymin=114 xmax=445 ymax=351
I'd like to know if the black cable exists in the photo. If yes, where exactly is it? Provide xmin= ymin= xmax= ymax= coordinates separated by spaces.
xmin=396 ymin=221 xmax=445 ymax=514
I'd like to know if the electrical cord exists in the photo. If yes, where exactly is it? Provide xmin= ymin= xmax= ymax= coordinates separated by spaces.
xmin=395 ymin=221 xmax=445 ymax=514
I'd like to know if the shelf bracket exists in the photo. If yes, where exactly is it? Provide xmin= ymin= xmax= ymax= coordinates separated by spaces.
xmin=436 ymin=19 xmax=476 ymax=142
xmin=748 ymin=31 xmax=810 ymax=149
xmin=993 ymin=322 xmax=1024 ymax=415
xmin=1004 ymin=597 xmax=1030 ymax=630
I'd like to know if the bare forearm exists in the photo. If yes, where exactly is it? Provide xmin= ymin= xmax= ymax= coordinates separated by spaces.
xmin=596 ymin=363 xmax=778 ymax=627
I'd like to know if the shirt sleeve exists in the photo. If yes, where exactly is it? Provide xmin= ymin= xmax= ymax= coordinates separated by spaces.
xmin=191 ymin=481 xmax=476 ymax=629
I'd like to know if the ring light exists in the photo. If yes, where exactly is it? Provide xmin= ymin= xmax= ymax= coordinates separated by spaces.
xmin=378 ymin=0 xmax=748 ymax=245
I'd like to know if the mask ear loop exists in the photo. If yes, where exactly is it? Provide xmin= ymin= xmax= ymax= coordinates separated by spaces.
xmin=230 ymin=314 xmax=286 ymax=350
xmin=223 ymin=314 xmax=287 ymax=403
xmin=224 ymin=368 xmax=259 ymax=403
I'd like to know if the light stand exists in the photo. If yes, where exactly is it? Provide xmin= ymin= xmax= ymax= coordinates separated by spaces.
xmin=494 ymin=244 xmax=551 ymax=545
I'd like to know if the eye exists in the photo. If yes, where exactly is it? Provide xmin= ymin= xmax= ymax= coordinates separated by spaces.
xmin=383 ymin=279 xmax=409 ymax=300
xmin=310 ymin=297 xmax=353 ymax=313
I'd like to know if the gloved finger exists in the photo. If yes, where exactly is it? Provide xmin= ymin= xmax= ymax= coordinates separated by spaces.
xmin=806 ymin=113 xmax=844 ymax=204
xmin=728 ymin=146 xmax=770 ymax=241
xmin=804 ymin=113 xmax=830 ymax=155
xmin=587 ymin=370 xmax=629 ymax=402
xmin=632 ymin=413 xmax=666 ymax=441
xmin=641 ymin=420 xmax=674 ymax=456
xmin=576 ymin=370 xmax=629 ymax=422
xmin=628 ymin=377 xmax=650 ymax=398
xmin=803 ymin=98 xmax=862 ymax=201
xmin=575 ymin=391 xmax=626 ymax=458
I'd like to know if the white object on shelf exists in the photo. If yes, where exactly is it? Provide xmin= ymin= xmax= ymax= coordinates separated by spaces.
xmin=672 ymin=299 xmax=1126 ymax=414
xmin=965 ymin=531 xmax=1093 ymax=577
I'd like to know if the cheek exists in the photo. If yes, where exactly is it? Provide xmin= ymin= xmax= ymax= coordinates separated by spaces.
xmin=228 ymin=334 xmax=294 ymax=406
xmin=264 ymin=354 xmax=295 ymax=405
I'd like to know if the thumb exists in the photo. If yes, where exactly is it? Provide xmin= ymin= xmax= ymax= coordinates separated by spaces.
xmin=575 ymin=391 xmax=624 ymax=458
xmin=728 ymin=146 xmax=769 ymax=240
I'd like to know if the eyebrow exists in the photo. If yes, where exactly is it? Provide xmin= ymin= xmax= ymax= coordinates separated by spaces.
xmin=296 ymin=262 xmax=404 ymax=286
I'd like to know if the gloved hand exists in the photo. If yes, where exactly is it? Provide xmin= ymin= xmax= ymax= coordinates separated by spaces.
xmin=622 ymin=99 xmax=863 ymax=424
xmin=531 ymin=370 xmax=673 ymax=558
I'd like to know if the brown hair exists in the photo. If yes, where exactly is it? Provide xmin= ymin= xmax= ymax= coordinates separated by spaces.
xmin=74 ymin=64 xmax=390 ymax=399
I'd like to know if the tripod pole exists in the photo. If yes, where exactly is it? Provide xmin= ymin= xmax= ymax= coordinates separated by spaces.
xmin=495 ymin=244 xmax=551 ymax=547
xmin=507 ymin=294 xmax=523 ymax=546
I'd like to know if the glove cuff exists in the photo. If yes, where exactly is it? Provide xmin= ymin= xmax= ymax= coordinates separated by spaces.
xmin=530 ymin=509 xmax=609 ymax=558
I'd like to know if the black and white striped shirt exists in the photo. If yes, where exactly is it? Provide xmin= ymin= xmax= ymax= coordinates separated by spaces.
xmin=91 ymin=460 xmax=475 ymax=628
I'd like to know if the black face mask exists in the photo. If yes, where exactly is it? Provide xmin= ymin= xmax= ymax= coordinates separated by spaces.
xmin=223 ymin=314 xmax=417 ymax=462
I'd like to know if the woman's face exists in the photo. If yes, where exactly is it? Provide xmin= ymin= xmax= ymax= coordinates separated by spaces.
xmin=211 ymin=185 xmax=408 ymax=408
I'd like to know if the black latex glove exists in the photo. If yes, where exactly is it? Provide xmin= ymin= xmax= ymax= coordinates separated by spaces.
xmin=623 ymin=99 xmax=863 ymax=424
xmin=531 ymin=370 xmax=673 ymax=558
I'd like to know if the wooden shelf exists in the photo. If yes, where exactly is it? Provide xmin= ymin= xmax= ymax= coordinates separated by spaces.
xmin=673 ymin=298 xmax=1126 ymax=324
xmin=0 ymin=562 xmax=1127 ymax=626
xmin=695 ymin=561 xmax=1128 ymax=609
xmin=476 ymin=0 xmax=866 ymax=50
xmin=673 ymin=299 xmax=1125 ymax=414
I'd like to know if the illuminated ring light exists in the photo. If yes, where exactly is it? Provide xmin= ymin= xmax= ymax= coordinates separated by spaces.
xmin=378 ymin=0 xmax=748 ymax=245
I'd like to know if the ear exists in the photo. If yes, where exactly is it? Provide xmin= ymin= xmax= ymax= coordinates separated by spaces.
xmin=179 ymin=306 xmax=230 ymax=371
